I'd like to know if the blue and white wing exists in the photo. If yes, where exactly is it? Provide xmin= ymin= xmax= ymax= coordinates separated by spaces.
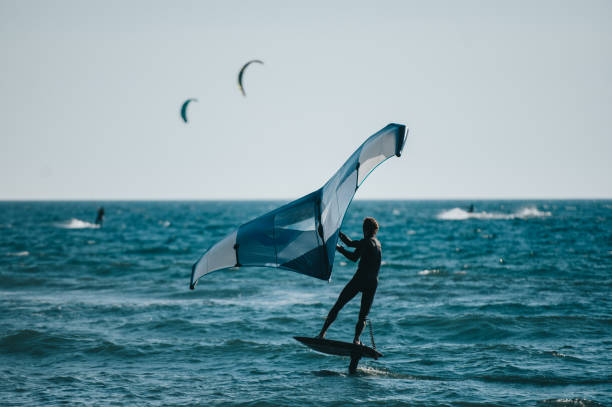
xmin=190 ymin=123 xmax=408 ymax=289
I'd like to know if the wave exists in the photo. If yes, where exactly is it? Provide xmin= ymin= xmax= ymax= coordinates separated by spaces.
xmin=125 ymin=246 xmax=179 ymax=255
xmin=197 ymin=338 xmax=297 ymax=355
xmin=0 ymin=329 xmax=149 ymax=358
xmin=476 ymin=371 xmax=610 ymax=386
xmin=0 ymin=329 xmax=76 ymax=356
xmin=352 ymin=365 xmax=445 ymax=380
xmin=0 ymin=275 xmax=47 ymax=287
xmin=549 ymin=351 xmax=588 ymax=363
xmin=56 ymin=218 xmax=100 ymax=229
xmin=437 ymin=206 xmax=552 ymax=221
xmin=86 ymin=339 xmax=146 ymax=357
xmin=416 ymin=269 xmax=467 ymax=276
xmin=418 ymin=269 xmax=444 ymax=276
xmin=6 ymin=251 xmax=29 ymax=256
xmin=537 ymin=399 xmax=604 ymax=407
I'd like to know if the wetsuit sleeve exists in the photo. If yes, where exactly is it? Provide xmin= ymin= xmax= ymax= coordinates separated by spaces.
xmin=339 ymin=231 xmax=359 ymax=248
xmin=337 ymin=244 xmax=361 ymax=262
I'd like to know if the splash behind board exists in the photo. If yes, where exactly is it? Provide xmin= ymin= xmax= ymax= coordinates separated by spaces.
xmin=294 ymin=336 xmax=382 ymax=359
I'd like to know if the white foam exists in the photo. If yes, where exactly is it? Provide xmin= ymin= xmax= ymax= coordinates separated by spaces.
xmin=539 ymin=398 xmax=602 ymax=407
xmin=419 ymin=269 xmax=441 ymax=275
xmin=56 ymin=218 xmax=100 ymax=229
xmin=437 ymin=206 xmax=551 ymax=221
xmin=515 ymin=207 xmax=552 ymax=218
xmin=7 ymin=251 xmax=29 ymax=257
xmin=356 ymin=366 xmax=391 ymax=376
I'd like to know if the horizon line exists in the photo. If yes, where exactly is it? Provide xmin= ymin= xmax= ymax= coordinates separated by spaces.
xmin=1 ymin=197 xmax=611 ymax=202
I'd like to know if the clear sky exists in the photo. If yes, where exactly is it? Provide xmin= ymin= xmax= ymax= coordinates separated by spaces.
xmin=1 ymin=0 xmax=610 ymax=200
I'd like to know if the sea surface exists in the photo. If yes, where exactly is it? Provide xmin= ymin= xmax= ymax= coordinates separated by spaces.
xmin=1 ymin=200 xmax=611 ymax=406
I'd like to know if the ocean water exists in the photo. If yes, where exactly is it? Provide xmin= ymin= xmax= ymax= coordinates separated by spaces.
xmin=1 ymin=200 xmax=611 ymax=407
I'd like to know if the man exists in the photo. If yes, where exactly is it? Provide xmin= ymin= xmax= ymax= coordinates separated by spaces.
xmin=95 ymin=207 xmax=104 ymax=227
xmin=317 ymin=217 xmax=382 ymax=346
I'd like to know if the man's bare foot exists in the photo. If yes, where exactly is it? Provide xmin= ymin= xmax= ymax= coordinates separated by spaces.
xmin=353 ymin=338 xmax=362 ymax=345
xmin=316 ymin=332 xmax=325 ymax=339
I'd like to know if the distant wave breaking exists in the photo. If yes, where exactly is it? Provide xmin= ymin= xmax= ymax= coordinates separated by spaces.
xmin=418 ymin=269 xmax=443 ymax=276
xmin=56 ymin=218 xmax=100 ymax=229
xmin=6 ymin=251 xmax=29 ymax=257
xmin=537 ymin=399 xmax=604 ymax=407
xmin=437 ymin=206 xmax=551 ymax=221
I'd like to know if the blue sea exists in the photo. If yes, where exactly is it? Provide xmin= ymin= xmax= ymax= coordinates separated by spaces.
xmin=1 ymin=200 xmax=611 ymax=406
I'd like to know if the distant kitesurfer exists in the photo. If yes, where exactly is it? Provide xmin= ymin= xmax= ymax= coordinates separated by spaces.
xmin=95 ymin=207 xmax=104 ymax=226
xmin=317 ymin=217 xmax=381 ymax=372
xmin=467 ymin=204 xmax=474 ymax=213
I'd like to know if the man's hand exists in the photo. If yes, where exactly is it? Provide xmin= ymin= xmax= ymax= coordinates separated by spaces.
xmin=338 ymin=231 xmax=347 ymax=240
xmin=336 ymin=245 xmax=343 ymax=251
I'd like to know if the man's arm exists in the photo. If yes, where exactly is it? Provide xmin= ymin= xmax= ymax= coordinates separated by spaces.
xmin=336 ymin=244 xmax=361 ymax=262
xmin=339 ymin=231 xmax=359 ymax=248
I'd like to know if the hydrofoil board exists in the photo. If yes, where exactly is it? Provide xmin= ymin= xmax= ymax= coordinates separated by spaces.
xmin=294 ymin=336 xmax=382 ymax=359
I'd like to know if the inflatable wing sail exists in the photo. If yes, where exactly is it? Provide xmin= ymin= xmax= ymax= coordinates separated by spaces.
xmin=190 ymin=123 xmax=408 ymax=289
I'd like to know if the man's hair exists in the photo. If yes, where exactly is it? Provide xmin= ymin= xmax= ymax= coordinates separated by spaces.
xmin=363 ymin=217 xmax=379 ymax=237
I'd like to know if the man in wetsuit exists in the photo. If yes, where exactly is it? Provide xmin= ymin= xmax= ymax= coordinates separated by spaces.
xmin=317 ymin=217 xmax=382 ymax=347
xmin=95 ymin=207 xmax=105 ymax=227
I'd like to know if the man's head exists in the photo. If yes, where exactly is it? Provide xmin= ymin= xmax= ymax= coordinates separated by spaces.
xmin=362 ymin=217 xmax=379 ymax=238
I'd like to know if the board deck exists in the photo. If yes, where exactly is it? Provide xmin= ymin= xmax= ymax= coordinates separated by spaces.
xmin=294 ymin=336 xmax=383 ymax=359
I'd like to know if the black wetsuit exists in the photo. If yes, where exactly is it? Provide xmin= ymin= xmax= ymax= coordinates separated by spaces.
xmin=325 ymin=232 xmax=382 ymax=334
xmin=95 ymin=207 xmax=104 ymax=226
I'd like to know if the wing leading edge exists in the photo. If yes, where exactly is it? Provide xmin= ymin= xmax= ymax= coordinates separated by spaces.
xmin=190 ymin=123 xmax=408 ymax=289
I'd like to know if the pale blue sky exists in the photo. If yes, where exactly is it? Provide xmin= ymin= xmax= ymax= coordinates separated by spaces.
xmin=1 ymin=0 xmax=610 ymax=199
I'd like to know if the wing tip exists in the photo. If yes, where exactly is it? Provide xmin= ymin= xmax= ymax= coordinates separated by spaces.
xmin=189 ymin=262 xmax=198 ymax=290
xmin=386 ymin=122 xmax=408 ymax=157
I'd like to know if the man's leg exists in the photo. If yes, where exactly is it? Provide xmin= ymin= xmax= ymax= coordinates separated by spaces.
xmin=353 ymin=283 xmax=377 ymax=344
xmin=318 ymin=279 xmax=359 ymax=338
